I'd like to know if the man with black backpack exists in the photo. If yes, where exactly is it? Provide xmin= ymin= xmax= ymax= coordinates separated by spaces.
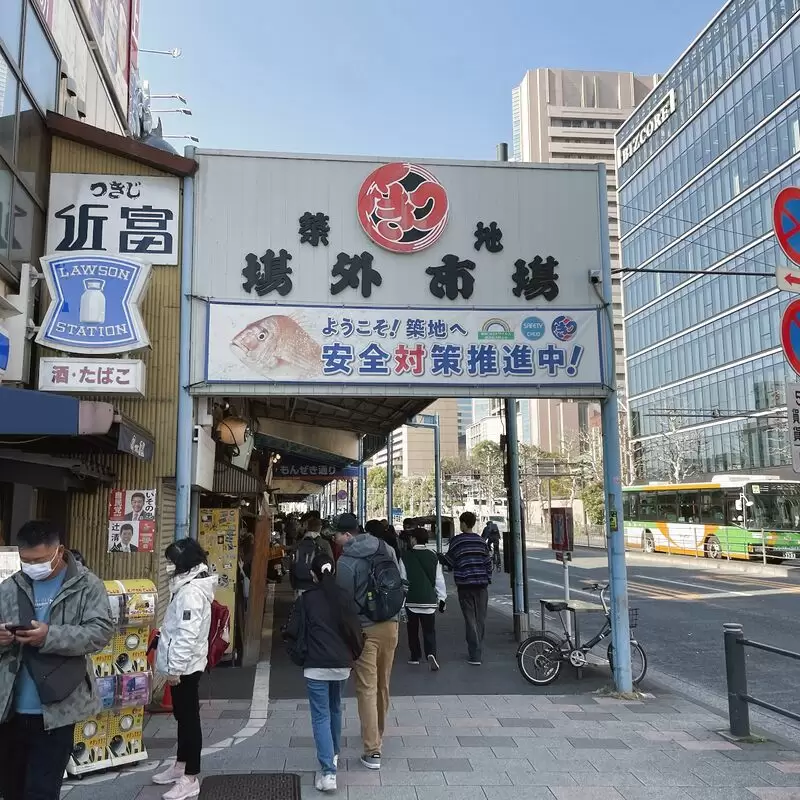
xmin=290 ymin=516 xmax=333 ymax=596
xmin=333 ymin=513 xmax=404 ymax=772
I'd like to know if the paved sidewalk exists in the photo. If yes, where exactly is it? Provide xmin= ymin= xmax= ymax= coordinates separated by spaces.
xmin=63 ymin=691 xmax=800 ymax=800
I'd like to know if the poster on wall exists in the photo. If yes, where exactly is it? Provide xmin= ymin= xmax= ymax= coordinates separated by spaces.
xmin=198 ymin=509 xmax=239 ymax=657
xmin=108 ymin=489 xmax=156 ymax=553
xmin=0 ymin=547 xmax=20 ymax=582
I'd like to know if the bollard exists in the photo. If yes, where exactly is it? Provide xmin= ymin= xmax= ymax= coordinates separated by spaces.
xmin=723 ymin=622 xmax=751 ymax=738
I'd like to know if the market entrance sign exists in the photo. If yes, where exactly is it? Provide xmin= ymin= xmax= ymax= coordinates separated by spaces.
xmin=190 ymin=153 xmax=608 ymax=398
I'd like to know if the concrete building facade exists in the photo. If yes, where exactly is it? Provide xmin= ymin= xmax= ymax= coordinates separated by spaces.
xmin=372 ymin=398 xmax=460 ymax=478
xmin=511 ymin=67 xmax=657 ymax=451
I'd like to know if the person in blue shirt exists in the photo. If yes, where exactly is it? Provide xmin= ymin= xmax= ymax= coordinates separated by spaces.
xmin=0 ymin=521 xmax=113 ymax=800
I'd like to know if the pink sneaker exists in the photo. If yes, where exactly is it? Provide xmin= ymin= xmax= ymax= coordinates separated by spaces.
xmin=162 ymin=775 xmax=200 ymax=800
xmin=152 ymin=762 xmax=186 ymax=785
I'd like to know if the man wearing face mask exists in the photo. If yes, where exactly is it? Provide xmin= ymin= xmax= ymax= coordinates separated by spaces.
xmin=0 ymin=520 xmax=114 ymax=800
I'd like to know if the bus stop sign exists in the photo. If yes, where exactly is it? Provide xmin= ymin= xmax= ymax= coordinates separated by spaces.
xmin=774 ymin=187 xmax=800 ymax=265
xmin=781 ymin=297 xmax=800 ymax=374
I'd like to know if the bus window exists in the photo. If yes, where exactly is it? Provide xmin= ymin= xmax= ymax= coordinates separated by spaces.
xmin=639 ymin=493 xmax=659 ymax=521
xmin=725 ymin=492 xmax=743 ymax=526
xmin=623 ymin=492 xmax=638 ymax=520
xmin=659 ymin=492 xmax=678 ymax=522
xmin=678 ymin=491 xmax=700 ymax=523
xmin=700 ymin=491 xmax=725 ymax=524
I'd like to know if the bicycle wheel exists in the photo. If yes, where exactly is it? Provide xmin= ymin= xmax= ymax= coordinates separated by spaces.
xmin=607 ymin=641 xmax=648 ymax=685
xmin=517 ymin=632 xmax=563 ymax=685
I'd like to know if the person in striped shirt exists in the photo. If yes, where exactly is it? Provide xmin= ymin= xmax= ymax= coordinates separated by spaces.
xmin=445 ymin=512 xmax=492 ymax=665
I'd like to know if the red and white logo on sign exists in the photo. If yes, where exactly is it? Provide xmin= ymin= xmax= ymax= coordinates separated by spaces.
xmin=357 ymin=162 xmax=449 ymax=253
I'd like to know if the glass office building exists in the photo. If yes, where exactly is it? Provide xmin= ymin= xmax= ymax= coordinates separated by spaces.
xmin=617 ymin=0 xmax=800 ymax=480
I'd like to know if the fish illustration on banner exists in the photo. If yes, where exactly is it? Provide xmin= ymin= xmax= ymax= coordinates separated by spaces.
xmin=230 ymin=314 xmax=322 ymax=378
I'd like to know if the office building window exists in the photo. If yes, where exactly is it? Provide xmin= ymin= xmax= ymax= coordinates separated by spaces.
xmin=0 ymin=1 xmax=57 ymax=284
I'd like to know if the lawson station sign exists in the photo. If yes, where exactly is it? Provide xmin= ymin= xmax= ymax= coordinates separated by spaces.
xmin=36 ymin=253 xmax=151 ymax=355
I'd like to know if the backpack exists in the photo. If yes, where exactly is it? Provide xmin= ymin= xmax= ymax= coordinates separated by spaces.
xmin=362 ymin=543 xmax=407 ymax=622
xmin=292 ymin=536 xmax=323 ymax=585
xmin=207 ymin=599 xmax=231 ymax=670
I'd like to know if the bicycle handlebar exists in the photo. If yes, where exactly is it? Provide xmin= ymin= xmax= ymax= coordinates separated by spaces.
xmin=581 ymin=581 xmax=611 ymax=615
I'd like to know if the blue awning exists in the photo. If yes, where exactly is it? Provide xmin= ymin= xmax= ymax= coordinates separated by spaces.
xmin=0 ymin=386 xmax=115 ymax=436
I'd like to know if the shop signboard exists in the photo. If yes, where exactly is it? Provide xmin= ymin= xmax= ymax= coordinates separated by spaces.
xmin=108 ymin=488 xmax=156 ymax=553
xmin=272 ymin=457 xmax=360 ymax=481
xmin=38 ymin=358 xmax=145 ymax=395
xmin=76 ymin=0 xmax=133 ymax=119
xmin=206 ymin=304 xmax=600 ymax=387
xmin=191 ymin=154 xmax=607 ymax=397
xmin=36 ymin=253 xmax=151 ymax=355
xmin=46 ymin=174 xmax=180 ymax=266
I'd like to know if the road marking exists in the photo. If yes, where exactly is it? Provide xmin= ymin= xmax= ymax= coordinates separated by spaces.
xmin=526 ymin=576 xmax=598 ymax=599
xmin=633 ymin=574 xmax=720 ymax=592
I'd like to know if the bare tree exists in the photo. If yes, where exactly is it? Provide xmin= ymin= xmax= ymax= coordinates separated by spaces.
xmin=653 ymin=413 xmax=706 ymax=483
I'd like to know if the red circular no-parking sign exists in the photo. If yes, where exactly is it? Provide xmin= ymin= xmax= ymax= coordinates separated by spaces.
xmin=357 ymin=162 xmax=449 ymax=254
xmin=774 ymin=187 xmax=800 ymax=266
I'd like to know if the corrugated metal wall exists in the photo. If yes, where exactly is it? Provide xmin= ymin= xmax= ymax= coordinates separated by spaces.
xmin=48 ymin=138 xmax=181 ymax=590
xmin=156 ymin=483 xmax=176 ymax=623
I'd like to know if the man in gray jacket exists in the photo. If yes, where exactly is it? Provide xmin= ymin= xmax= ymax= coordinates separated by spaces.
xmin=0 ymin=520 xmax=114 ymax=800
xmin=333 ymin=513 xmax=399 ymax=772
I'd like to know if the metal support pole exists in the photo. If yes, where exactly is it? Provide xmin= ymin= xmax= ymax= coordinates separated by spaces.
xmin=175 ymin=157 xmax=196 ymax=540
xmin=724 ymin=623 xmax=751 ymax=738
xmin=505 ymin=399 xmax=528 ymax=641
xmin=433 ymin=417 xmax=443 ymax=554
xmin=597 ymin=162 xmax=632 ymax=693
xmin=357 ymin=437 xmax=365 ymax=523
xmin=387 ymin=432 xmax=394 ymax=523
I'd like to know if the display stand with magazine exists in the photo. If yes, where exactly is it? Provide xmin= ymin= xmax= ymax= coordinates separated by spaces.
xmin=67 ymin=579 xmax=157 ymax=776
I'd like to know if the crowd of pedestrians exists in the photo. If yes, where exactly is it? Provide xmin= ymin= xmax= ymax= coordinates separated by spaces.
xmin=0 ymin=511 xmax=494 ymax=798
xmin=284 ymin=510 xmax=493 ymax=791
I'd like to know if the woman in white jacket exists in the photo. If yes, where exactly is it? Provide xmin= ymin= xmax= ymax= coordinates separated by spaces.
xmin=152 ymin=539 xmax=217 ymax=800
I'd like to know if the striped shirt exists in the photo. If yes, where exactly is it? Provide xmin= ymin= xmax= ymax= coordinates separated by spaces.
xmin=446 ymin=532 xmax=492 ymax=587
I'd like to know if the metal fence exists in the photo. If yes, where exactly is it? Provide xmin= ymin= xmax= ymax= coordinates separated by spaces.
xmin=526 ymin=524 xmax=792 ymax=565
xmin=525 ymin=523 xmax=606 ymax=549
xmin=723 ymin=622 xmax=800 ymax=737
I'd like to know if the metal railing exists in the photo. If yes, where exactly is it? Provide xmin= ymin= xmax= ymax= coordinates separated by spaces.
xmin=526 ymin=524 xmax=794 ymax=564
xmin=723 ymin=622 xmax=800 ymax=737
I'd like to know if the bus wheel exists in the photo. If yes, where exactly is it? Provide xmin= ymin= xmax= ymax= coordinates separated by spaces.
xmin=705 ymin=535 xmax=722 ymax=559
xmin=642 ymin=532 xmax=655 ymax=554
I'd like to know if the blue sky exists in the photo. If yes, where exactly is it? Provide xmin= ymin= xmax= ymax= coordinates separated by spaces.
xmin=140 ymin=0 xmax=724 ymax=159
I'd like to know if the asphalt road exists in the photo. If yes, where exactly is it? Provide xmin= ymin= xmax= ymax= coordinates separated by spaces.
xmin=489 ymin=543 xmax=800 ymax=730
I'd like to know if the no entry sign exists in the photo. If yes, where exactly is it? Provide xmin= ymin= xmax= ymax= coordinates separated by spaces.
xmin=774 ymin=187 xmax=800 ymax=265
xmin=781 ymin=297 xmax=800 ymax=374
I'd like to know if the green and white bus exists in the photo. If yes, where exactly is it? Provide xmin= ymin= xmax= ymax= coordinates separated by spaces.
xmin=622 ymin=475 xmax=800 ymax=562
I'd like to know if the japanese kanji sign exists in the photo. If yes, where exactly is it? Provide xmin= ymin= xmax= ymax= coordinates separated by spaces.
xmin=38 ymin=358 xmax=146 ymax=395
xmin=206 ymin=303 xmax=602 ymax=388
xmin=46 ymin=174 xmax=180 ymax=266
xmin=788 ymin=382 xmax=800 ymax=474
xmin=36 ymin=253 xmax=150 ymax=354
xmin=191 ymin=153 xmax=608 ymax=397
